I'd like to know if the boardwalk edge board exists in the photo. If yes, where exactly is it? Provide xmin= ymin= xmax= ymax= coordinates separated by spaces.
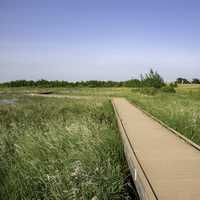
xmin=112 ymin=100 xmax=158 ymax=200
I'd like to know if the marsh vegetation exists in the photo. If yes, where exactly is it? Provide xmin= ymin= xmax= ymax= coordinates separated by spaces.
xmin=0 ymin=82 xmax=200 ymax=199
xmin=0 ymin=95 xmax=136 ymax=199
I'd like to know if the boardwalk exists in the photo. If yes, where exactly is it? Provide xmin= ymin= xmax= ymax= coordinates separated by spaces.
xmin=112 ymin=98 xmax=200 ymax=200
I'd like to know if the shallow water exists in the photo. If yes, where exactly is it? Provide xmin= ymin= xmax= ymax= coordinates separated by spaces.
xmin=0 ymin=99 xmax=17 ymax=105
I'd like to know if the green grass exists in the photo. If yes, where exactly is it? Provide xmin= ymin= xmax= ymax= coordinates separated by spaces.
xmin=0 ymin=95 xmax=136 ymax=200
xmin=0 ymin=86 xmax=132 ymax=97
xmin=1 ymin=84 xmax=200 ymax=199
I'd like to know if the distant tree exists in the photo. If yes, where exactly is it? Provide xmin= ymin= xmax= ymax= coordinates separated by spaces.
xmin=169 ymin=82 xmax=178 ymax=88
xmin=0 ymin=79 xmax=128 ymax=88
xmin=123 ymin=79 xmax=141 ymax=87
xmin=141 ymin=69 xmax=165 ymax=88
xmin=192 ymin=78 xmax=200 ymax=84
xmin=175 ymin=78 xmax=190 ymax=84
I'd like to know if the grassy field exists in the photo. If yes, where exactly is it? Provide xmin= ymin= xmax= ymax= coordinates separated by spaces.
xmin=0 ymin=84 xmax=200 ymax=199
xmin=0 ymin=87 xmax=130 ymax=97
xmin=0 ymin=94 xmax=137 ymax=200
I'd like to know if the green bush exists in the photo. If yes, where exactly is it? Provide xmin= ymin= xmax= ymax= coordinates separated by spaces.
xmin=161 ymin=85 xmax=176 ymax=93
xmin=138 ymin=87 xmax=158 ymax=95
xmin=141 ymin=69 xmax=165 ymax=88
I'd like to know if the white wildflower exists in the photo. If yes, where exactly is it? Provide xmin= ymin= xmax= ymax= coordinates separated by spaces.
xmin=91 ymin=196 xmax=98 ymax=200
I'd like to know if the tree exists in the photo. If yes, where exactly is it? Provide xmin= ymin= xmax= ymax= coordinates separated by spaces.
xmin=175 ymin=78 xmax=190 ymax=84
xmin=123 ymin=79 xmax=141 ymax=87
xmin=141 ymin=69 xmax=165 ymax=88
xmin=192 ymin=78 xmax=200 ymax=84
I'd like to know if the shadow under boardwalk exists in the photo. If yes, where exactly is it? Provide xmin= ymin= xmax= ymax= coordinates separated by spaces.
xmin=112 ymin=98 xmax=200 ymax=200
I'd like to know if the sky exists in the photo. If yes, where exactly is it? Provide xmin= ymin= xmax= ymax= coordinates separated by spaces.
xmin=0 ymin=0 xmax=200 ymax=82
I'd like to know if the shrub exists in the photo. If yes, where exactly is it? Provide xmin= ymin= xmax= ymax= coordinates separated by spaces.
xmin=123 ymin=79 xmax=141 ymax=87
xmin=175 ymin=78 xmax=191 ymax=84
xmin=161 ymin=85 xmax=176 ymax=93
xmin=170 ymin=82 xmax=178 ymax=88
xmin=141 ymin=69 xmax=165 ymax=89
xmin=192 ymin=78 xmax=200 ymax=84
xmin=139 ymin=87 xmax=158 ymax=95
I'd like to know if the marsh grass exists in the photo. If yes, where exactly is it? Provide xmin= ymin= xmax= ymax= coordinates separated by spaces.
xmin=0 ymin=96 xmax=135 ymax=199
xmin=1 ymin=84 xmax=199 ymax=199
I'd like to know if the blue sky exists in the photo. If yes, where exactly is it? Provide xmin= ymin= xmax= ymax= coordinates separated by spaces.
xmin=0 ymin=0 xmax=200 ymax=82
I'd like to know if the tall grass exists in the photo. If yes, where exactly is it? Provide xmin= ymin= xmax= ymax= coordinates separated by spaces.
xmin=0 ymin=96 xmax=136 ymax=199
xmin=2 ymin=85 xmax=199 ymax=199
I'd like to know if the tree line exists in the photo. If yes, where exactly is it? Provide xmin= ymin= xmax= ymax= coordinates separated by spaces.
xmin=0 ymin=79 xmax=138 ymax=88
xmin=0 ymin=78 xmax=156 ymax=88
xmin=0 ymin=70 xmax=199 ymax=88
xmin=175 ymin=78 xmax=200 ymax=84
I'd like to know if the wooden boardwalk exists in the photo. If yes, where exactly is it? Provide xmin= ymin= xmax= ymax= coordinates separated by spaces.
xmin=112 ymin=98 xmax=200 ymax=200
